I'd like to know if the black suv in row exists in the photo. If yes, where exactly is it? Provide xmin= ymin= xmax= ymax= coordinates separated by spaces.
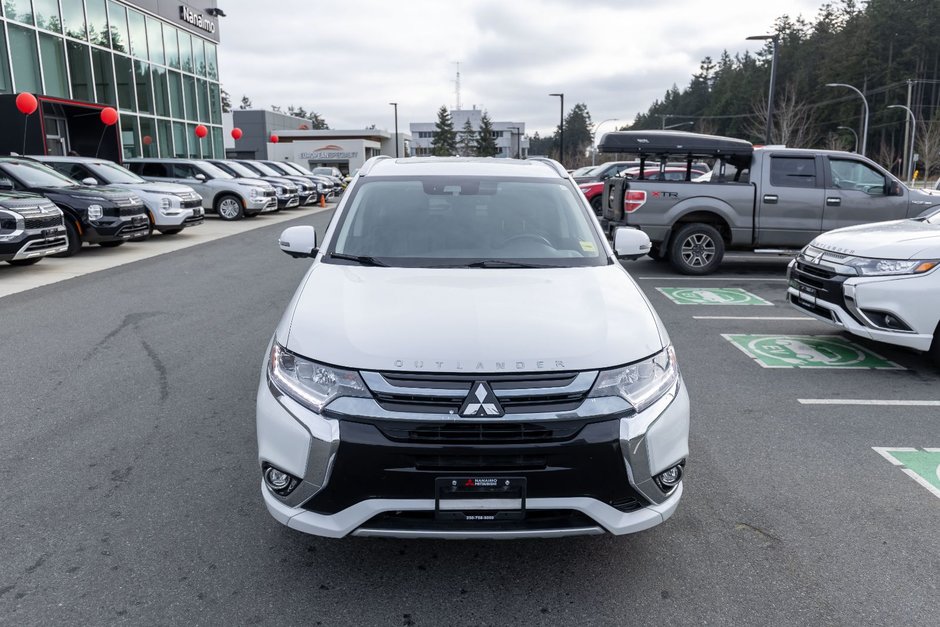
xmin=0 ymin=191 xmax=68 ymax=265
xmin=0 ymin=157 xmax=149 ymax=256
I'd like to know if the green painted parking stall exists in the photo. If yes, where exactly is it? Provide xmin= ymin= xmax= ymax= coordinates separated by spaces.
xmin=722 ymin=334 xmax=904 ymax=369
xmin=657 ymin=287 xmax=773 ymax=306
xmin=872 ymin=448 xmax=940 ymax=500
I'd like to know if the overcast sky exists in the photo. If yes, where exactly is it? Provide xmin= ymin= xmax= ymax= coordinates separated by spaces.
xmin=218 ymin=0 xmax=825 ymax=136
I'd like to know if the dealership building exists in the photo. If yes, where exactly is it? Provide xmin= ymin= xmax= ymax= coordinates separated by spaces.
xmin=0 ymin=0 xmax=225 ymax=162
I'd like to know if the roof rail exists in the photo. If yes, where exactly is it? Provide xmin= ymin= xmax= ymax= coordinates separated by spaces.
xmin=525 ymin=156 xmax=568 ymax=178
xmin=358 ymin=155 xmax=393 ymax=177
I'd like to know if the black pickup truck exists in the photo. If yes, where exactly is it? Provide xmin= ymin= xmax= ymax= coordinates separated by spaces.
xmin=598 ymin=131 xmax=940 ymax=274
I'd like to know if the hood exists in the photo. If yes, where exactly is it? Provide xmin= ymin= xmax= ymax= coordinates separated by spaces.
xmin=234 ymin=178 xmax=273 ymax=189
xmin=813 ymin=219 xmax=940 ymax=260
xmin=0 ymin=190 xmax=46 ymax=202
xmin=281 ymin=264 xmax=664 ymax=373
xmin=33 ymin=185 xmax=134 ymax=201
xmin=579 ymin=182 xmax=604 ymax=193
xmin=106 ymin=181 xmax=197 ymax=194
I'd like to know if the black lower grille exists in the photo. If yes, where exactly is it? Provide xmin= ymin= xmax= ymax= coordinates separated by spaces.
xmin=24 ymin=215 xmax=62 ymax=230
xmin=788 ymin=294 xmax=837 ymax=321
xmin=359 ymin=509 xmax=600 ymax=533
xmin=25 ymin=236 xmax=66 ymax=251
xmin=120 ymin=205 xmax=146 ymax=217
xmin=378 ymin=421 xmax=584 ymax=445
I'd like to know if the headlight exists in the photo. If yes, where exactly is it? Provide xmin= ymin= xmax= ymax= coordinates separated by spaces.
xmin=844 ymin=257 xmax=939 ymax=276
xmin=588 ymin=346 xmax=679 ymax=413
xmin=160 ymin=197 xmax=171 ymax=210
xmin=268 ymin=343 xmax=370 ymax=413
xmin=87 ymin=204 xmax=104 ymax=220
xmin=249 ymin=187 xmax=261 ymax=198
xmin=0 ymin=209 xmax=22 ymax=240
xmin=275 ymin=186 xmax=285 ymax=195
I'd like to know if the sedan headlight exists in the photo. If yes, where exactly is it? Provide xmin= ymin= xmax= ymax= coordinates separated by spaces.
xmin=588 ymin=346 xmax=679 ymax=413
xmin=87 ymin=204 xmax=104 ymax=220
xmin=844 ymin=257 xmax=938 ymax=276
xmin=268 ymin=343 xmax=370 ymax=413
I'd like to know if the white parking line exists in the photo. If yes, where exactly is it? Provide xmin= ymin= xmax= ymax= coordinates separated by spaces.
xmin=637 ymin=277 xmax=788 ymax=282
xmin=800 ymin=399 xmax=940 ymax=406
xmin=694 ymin=316 xmax=811 ymax=320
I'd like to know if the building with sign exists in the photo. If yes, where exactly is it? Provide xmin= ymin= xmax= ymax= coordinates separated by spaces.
xmin=410 ymin=107 xmax=528 ymax=158
xmin=226 ymin=109 xmax=411 ymax=175
xmin=0 ymin=0 xmax=225 ymax=162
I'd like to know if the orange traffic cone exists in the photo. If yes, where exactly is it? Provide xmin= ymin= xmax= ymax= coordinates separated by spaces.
xmin=320 ymin=194 xmax=326 ymax=208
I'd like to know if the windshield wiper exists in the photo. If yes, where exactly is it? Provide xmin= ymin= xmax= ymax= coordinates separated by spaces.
xmin=328 ymin=253 xmax=389 ymax=267
xmin=438 ymin=259 xmax=554 ymax=269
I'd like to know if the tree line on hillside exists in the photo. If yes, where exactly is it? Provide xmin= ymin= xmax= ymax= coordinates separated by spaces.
xmin=221 ymin=91 xmax=329 ymax=129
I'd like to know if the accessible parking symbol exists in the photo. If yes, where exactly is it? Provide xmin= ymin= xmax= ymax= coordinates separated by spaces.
xmin=723 ymin=334 xmax=903 ymax=369
xmin=657 ymin=287 xmax=772 ymax=306
xmin=872 ymin=448 xmax=940 ymax=499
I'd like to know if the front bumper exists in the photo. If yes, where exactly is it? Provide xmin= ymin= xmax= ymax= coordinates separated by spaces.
xmin=277 ymin=194 xmax=302 ymax=210
xmin=84 ymin=214 xmax=150 ymax=243
xmin=0 ymin=226 xmax=68 ymax=261
xmin=787 ymin=259 xmax=936 ymax=351
xmin=256 ymin=369 xmax=689 ymax=539
xmin=246 ymin=195 xmax=278 ymax=214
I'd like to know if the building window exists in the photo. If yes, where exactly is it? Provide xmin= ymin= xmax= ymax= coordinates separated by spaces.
xmin=156 ymin=118 xmax=172 ymax=156
xmin=196 ymin=78 xmax=209 ymax=122
xmin=185 ymin=123 xmax=199 ymax=157
xmin=172 ymin=121 xmax=187 ymax=157
xmin=182 ymin=74 xmax=197 ymax=119
xmin=146 ymin=17 xmax=164 ymax=66
xmin=152 ymin=65 xmax=169 ymax=117
xmin=120 ymin=113 xmax=139 ymax=158
xmin=211 ymin=126 xmax=222 ymax=159
xmin=61 ymin=0 xmax=87 ymax=40
xmin=0 ymin=28 xmax=12 ymax=94
xmin=208 ymin=82 xmax=221 ymax=124
xmin=38 ymin=34 xmax=69 ymax=98
xmin=167 ymin=70 xmax=184 ymax=118
xmin=8 ymin=24 xmax=41 ymax=93
xmin=106 ymin=1 xmax=129 ymax=53
xmin=162 ymin=22 xmax=179 ymax=69
xmin=178 ymin=30 xmax=193 ymax=74
xmin=113 ymin=54 xmax=135 ymax=110
xmin=6 ymin=0 xmax=35 ymax=25
xmin=67 ymin=41 xmax=94 ymax=101
xmin=139 ymin=116 xmax=157 ymax=157
xmin=127 ymin=9 xmax=148 ymax=60
xmin=193 ymin=37 xmax=206 ymax=77
xmin=134 ymin=61 xmax=153 ymax=113
xmin=85 ymin=0 xmax=109 ymax=47
xmin=206 ymin=43 xmax=218 ymax=80
xmin=91 ymin=46 xmax=115 ymax=104
xmin=34 ymin=0 xmax=62 ymax=32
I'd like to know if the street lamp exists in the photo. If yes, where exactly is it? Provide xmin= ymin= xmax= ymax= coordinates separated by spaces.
xmin=746 ymin=34 xmax=779 ymax=145
xmin=388 ymin=102 xmax=399 ymax=158
xmin=826 ymin=83 xmax=869 ymax=156
xmin=508 ymin=126 xmax=521 ymax=158
xmin=887 ymin=104 xmax=916 ymax=183
xmin=549 ymin=93 xmax=564 ymax=164
xmin=592 ymin=118 xmax=622 ymax=166
xmin=836 ymin=126 xmax=859 ymax=153
xmin=664 ymin=121 xmax=694 ymax=130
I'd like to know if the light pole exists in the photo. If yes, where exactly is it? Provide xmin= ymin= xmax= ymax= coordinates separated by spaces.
xmin=508 ymin=126 xmax=521 ymax=158
xmin=549 ymin=93 xmax=564 ymax=164
xmin=836 ymin=126 xmax=859 ymax=153
xmin=887 ymin=104 xmax=916 ymax=183
xmin=746 ymin=34 xmax=779 ymax=145
xmin=826 ymin=83 xmax=869 ymax=156
xmin=591 ymin=118 xmax=622 ymax=166
xmin=388 ymin=102 xmax=399 ymax=158
xmin=664 ymin=121 xmax=694 ymax=130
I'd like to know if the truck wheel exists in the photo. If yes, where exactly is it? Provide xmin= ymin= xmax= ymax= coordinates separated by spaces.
xmin=929 ymin=324 xmax=940 ymax=367
xmin=51 ymin=220 xmax=82 ymax=258
xmin=669 ymin=223 xmax=725 ymax=275
xmin=215 ymin=194 xmax=244 ymax=221
xmin=590 ymin=196 xmax=603 ymax=216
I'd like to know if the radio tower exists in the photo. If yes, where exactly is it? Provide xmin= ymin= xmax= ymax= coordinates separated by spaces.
xmin=453 ymin=61 xmax=462 ymax=111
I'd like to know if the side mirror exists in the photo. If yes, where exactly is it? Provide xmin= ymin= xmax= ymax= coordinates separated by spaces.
xmin=82 ymin=177 xmax=98 ymax=186
xmin=194 ymin=173 xmax=207 ymax=181
xmin=0 ymin=178 xmax=14 ymax=191
xmin=278 ymin=225 xmax=318 ymax=259
xmin=886 ymin=180 xmax=903 ymax=196
xmin=613 ymin=227 xmax=652 ymax=260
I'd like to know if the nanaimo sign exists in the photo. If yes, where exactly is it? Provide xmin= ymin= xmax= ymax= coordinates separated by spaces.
xmin=179 ymin=4 xmax=216 ymax=35
xmin=300 ymin=145 xmax=359 ymax=160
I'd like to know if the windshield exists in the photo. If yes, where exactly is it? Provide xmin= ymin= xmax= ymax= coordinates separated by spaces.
xmin=328 ymin=176 xmax=607 ymax=268
xmin=282 ymin=162 xmax=313 ymax=175
xmin=242 ymin=161 xmax=280 ymax=177
xmin=261 ymin=162 xmax=291 ymax=175
xmin=217 ymin=161 xmax=257 ymax=178
xmin=571 ymin=166 xmax=597 ymax=177
xmin=89 ymin=161 xmax=145 ymax=184
xmin=194 ymin=161 xmax=234 ymax=179
xmin=0 ymin=161 xmax=78 ymax=188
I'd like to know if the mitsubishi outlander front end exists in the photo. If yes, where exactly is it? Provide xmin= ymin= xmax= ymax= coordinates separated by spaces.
xmin=257 ymin=156 xmax=690 ymax=539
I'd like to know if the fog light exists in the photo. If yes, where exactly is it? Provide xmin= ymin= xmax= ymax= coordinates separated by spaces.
xmin=263 ymin=465 xmax=298 ymax=495
xmin=655 ymin=463 xmax=684 ymax=491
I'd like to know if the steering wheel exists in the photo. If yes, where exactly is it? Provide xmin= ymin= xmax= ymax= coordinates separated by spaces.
xmin=498 ymin=233 xmax=553 ymax=248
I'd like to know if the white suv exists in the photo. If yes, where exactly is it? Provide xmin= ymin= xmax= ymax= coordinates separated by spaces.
xmin=257 ymin=156 xmax=690 ymax=539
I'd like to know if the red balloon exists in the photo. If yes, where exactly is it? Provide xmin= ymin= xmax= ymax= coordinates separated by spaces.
xmin=195 ymin=124 xmax=208 ymax=139
xmin=100 ymin=107 xmax=118 ymax=126
xmin=231 ymin=127 xmax=243 ymax=140
xmin=270 ymin=134 xmax=279 ymax=144
xmin=142 ymin=135 xmax=153 ymax=146
xmin=15 ymin=92 xmax=38 ymax=115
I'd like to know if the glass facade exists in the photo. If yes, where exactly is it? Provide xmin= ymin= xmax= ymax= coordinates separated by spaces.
xmin=1 ymin=0 xmax=223 ymax=158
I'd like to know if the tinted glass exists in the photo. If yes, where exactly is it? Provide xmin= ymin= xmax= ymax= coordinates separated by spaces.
xmin=218 ymin=161 xmax=255 ymax=177
xmin=120 ymin=114 xmax=139 ymax=158
xmin=89 ymin=160 xmax=145 ymax=183
xmin=186 ymin=124 xmax=199 ymax=157
xmin=66 ymin=42 xmax=93 ymax=101
xmin=1 ymin=161 xmax=78 ymax=187
xmin=85 ymin=0 xmax=108 ymax=46
xmin=167 ymin=71 xmax=184 ymax=118
xmin=134 ymin=61 xmax=153 ymax=113
xmin=769 ymin=157 xmax=817 ymax=188
xmin=829 ymin=159 xmax=887 ymax=194
xmin=113 ymin=54 xmax=135 ymax=110
xmin=146 ymin=17 xmax=164 ymax=65
xmin=107 ymin=1 xmax=128 ymax=53
xmin=178 ymin=30 xmax=193 ymax=73
xmin=197 ymin=78 xmax=209 ymax=122
xmin=152 ymin=66 xmax=169 ymax=117
xmin=183 ymin=74 xmax=197 ymax=118
xmin=194 ymin=161 xmax=232 ymax=179
xmin=208 ymin=82 xmax=221 ymax=124
xmin=6 ymin=0 xmax=34 ymax=25
xmin=91 ymin=47 xmax=115 ymax=105
xmin=330 ymin=177 xmax=606 ymax=267
xmin=163 ymin=24 xmax=179 ymax=69
xmin=127 ymin=9 xmax=148 ymax=59
xmin=9 ymin=25 xmax=41 ymax=93
xmin=244 ymin=161 xmax=279 ymax=176
xmin=38 ymin=34 xmax=69 ymax=98
xmin=172 ymin=122 xmax=187 ymax=157
xmin=62 ymin=0 xmax=87 ymax=39
xmin=0 ymin=29 xmax=11 ymax=94
xmin=206 ymin=43 xmax=218 ymax=80
xmin=156 ymin=119 xmax=172 ymax=157
xmin=34 ymin=0 xmax=61 ymax=32
xmin=193 ymin=37 xmax=206 ymax=76
xmin=211 ymin=127 xmax=223 ymax=160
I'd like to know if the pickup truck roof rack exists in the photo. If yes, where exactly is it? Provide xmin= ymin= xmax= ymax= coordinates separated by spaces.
xmin=525 ymin=156 xmax=568 ymax=178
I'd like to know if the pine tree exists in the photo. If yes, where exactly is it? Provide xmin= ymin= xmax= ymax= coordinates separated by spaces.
xmin=431 ymin=106 xmax=457 ymax=156
xmin=476 ymin=111 xmax=498 ymax=157
xmin=457 ymin=118 xmax=477 ymax=156
xmin=221 ymin=89 xmax=232 ymax=113
xmin=239 ymin=95 xmax=252 ymax=110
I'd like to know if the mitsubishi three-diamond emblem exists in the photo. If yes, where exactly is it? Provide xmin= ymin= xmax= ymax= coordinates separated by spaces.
xmin=459 ymin=382 xmax=504 ymax=417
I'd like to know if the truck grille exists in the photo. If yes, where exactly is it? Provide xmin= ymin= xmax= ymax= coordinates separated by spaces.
xmin=378 ymin=420 xmax=585 ymax=445
xmin=24 ymin=214 xmax=63 ymax=230
xmin=119 ymin=204 xmax=147 ymax=217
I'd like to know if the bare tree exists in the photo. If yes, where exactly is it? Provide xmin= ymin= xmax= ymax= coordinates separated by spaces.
xmin=915 ymin=111 xmax=940 ymax=184
xmin=825 ymin=132 xmax=852 ymax=152
xmin=696 ymin=118 xmax=719 ymax=136
xmin=876 ymin=139 xmax=899 ymax=171
xmin=745 ymin=84 xmax=818 ymax=148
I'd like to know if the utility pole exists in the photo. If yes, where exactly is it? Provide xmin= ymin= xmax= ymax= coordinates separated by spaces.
xmin=903 ymin=79 xmax=913 ymax=180
xmin=549 ymin=93 xmax=564 ymax=164
xmin=388 ymin=102 xmax=399 ymax=158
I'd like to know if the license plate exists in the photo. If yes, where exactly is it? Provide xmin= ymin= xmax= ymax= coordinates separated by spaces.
xmin=435 ymin=477 xmax=526 ymax=521
xmin=41 ymin=228 xmax=57 ymax=238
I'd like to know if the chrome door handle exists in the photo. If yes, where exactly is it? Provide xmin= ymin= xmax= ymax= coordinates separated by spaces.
xmin=826 ymin=197 xmax=841 ymax=206
xmin=763 ymin=194 xmax=778 ymax=204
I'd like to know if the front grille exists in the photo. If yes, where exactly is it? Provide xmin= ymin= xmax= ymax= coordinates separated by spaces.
xmin=357 ymin=509 xmax=601 ymax=534
xmin=120 ymin=204 xmax=146 ymax=217
xmin=262 ymin=190 xmax=276 ymax=198
xmin=24 ymin=215 xmax=63 ymax=230
xmin=378 ymin=420 xmax=584 ymax=445
xmin=788 ymin=293 xmax=838 ymax=322
xmin=112 ymin=196 xmax=140 ymax=207
xmin=181 ymin=199 xmax=202 ymax=209
xmin=23 ymin=236 xmax=67 ymax=251
xmin=183 ymin=213 xmax=204 ymax=225
xmin=370 ymin=370 xmax=593 ymax=415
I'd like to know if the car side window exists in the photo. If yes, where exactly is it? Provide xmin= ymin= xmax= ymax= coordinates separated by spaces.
xmin=68 ymin=164 xmax=91 ymax=181
xmin=829 ymin=159 xmax=886 ymax=195
xmin=172 ymin=164 xmax=197 ymax=179
xmin=769 ymin=157 xmax=817 ymax=188
xmin=140 ymin=163 xmax=168 ymax=177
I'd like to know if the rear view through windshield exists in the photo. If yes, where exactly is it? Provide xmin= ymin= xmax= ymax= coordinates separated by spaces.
xmin=329 ymin=176 xmax=607 ymax=267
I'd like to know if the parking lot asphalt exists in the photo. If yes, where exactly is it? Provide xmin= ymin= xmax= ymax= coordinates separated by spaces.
xmin=0 ymin=227 xmax=937 ymax=625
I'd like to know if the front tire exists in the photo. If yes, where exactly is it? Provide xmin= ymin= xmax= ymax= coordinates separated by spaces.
xmin=669 ymin=223 xmax=725 ymax=275
xmin=215 ymin=195 xmax=245 ymax=221
xmin=51 ymin=220 xmax=82 ymax=258
xmin=930 ymin=324 xmax=940 ymax=367
xmin=589 ymin=195 xmax=603 ymax=216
